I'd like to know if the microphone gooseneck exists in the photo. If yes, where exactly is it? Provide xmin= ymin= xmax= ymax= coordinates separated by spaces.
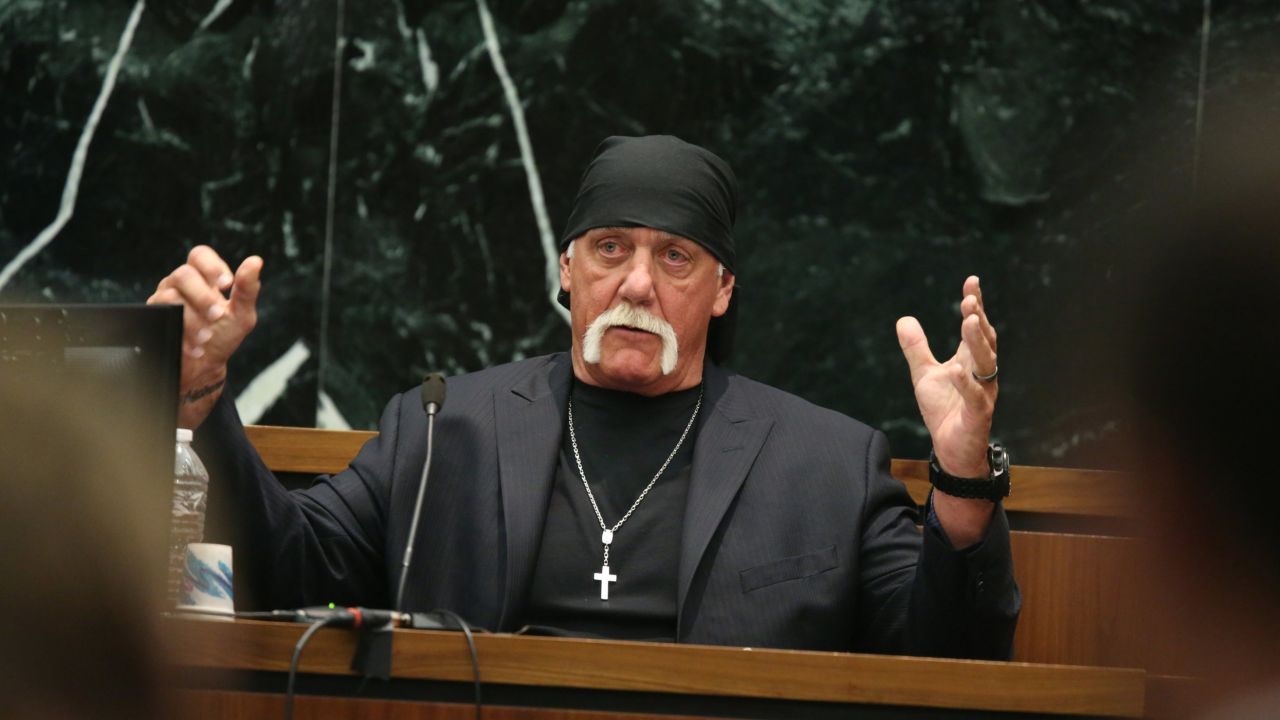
xmin=395 ymin=373 xmax=447 ymax=612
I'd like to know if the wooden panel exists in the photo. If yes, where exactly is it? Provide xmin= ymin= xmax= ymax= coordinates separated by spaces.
xmin=168 ymin=618 xmax=1145 ymax=717
xmin=245 ymin=425 xmax=375 ymax=475
xmin=892 ymin=459 xmax=1138 ymax=518
xmin=246 ymin=425 xmax=1138 ymax=518
xmin=175 ymin=690 xmax=706 ymax=720
xmin=1010 ymin=531 xmax=1146 ymax=668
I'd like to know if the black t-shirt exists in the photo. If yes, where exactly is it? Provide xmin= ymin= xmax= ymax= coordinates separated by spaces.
xmin=521 ymin=380 xmax=702 ymax=641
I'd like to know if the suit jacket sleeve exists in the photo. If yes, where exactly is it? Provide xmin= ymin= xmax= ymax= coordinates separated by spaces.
xmin=196 ymin=391 xmax=402 ymax=610
xmin=853 ymin=429 xmax=1021 ymax=659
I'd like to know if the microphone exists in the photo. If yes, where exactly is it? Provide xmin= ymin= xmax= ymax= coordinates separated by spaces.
xmin=420 ymin=371 xmax=446 ymax=414
xmin=395 ymin=373 xmax=447 ymax=612
xmin=265 ymin=377 xmax=461 ymax=705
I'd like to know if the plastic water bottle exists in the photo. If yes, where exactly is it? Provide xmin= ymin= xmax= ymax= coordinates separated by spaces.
xmin=168 ymin=428 xmax=209 ymax=607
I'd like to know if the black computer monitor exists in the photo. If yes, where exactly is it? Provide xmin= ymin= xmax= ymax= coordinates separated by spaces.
xmin=0 ymin=304 xmax=183 ymax=597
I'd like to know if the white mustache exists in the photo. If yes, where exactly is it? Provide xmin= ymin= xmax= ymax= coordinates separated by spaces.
xmin=582 ymin=303 xmax=679 ymax=375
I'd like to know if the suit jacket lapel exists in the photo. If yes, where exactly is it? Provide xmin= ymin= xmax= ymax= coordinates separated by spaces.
xmin=495 ymin=354 xmax=572 ymax=630
xmin=678 ymin=365 xmax=773 ymax=628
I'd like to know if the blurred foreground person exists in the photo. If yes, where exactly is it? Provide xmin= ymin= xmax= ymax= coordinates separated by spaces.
xmin=0 ymin=375 xmax=169 ymax=719
xmin=1125 ymin=123 xmax=1280 ymax=717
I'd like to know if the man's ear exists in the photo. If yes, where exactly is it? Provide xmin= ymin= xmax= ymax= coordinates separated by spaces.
xmin=712 ymin=271 xmax=735 ymax=317
xmin=559 ymin=249 xmax=571 ymax=292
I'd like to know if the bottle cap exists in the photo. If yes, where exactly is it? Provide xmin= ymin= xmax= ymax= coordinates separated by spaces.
xmin=177 ymin=428 xmax=193 ymax=443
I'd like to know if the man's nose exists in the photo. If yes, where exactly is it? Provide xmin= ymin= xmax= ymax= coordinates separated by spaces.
xmin=618 ymin=256 xmax=656 ymax=305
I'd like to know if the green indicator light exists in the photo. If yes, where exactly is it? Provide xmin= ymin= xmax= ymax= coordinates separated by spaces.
xmin=328 ymin=602 xmax=335 ymax=609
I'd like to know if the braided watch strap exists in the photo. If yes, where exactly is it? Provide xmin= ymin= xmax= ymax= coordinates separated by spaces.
xmin=928 ymin=444 xmax=1010 ymax=500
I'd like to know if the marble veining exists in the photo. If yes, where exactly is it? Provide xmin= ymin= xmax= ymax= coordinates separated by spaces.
xmin=0 ymin=0 xmax=145 ymax=291
xmin=476 ymin=0 xmax=565 ymax=324
xmin=3 ymin=0 xmax=1272 ymax=468
xmin=235 ymin=338 xmax=310 ymax=425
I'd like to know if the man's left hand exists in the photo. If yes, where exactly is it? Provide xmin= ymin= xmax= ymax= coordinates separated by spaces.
xmin=896 ymin=276 xmax=999 ymax=546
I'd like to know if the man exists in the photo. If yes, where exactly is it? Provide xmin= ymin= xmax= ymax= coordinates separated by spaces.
xmin=149 ymin=135 xmax=1018 ymax=658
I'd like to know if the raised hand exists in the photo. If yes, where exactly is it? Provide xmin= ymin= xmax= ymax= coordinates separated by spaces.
xmin=896 ymin=275 xmax=999 ymax=481
xmin=146 ymin=246 xmax=262 ymax=429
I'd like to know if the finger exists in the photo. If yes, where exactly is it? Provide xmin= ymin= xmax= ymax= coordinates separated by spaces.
xmin=969 ymin=278 xmax=998 ymax=347
xmin=947 ymin=360 xmax=995 ymax=417
xmin=158 ymin=264 xmax=227 ymax=323
xmin=145 ymin=286 xmax=178 ymax=306
xmin=229 ymin=253 xmax=263 ymax=335
xmin=148 ymin=287 xmax=209 ymax=355
xmin=963 ymin=314 xmax=997 ymax=377
xmin=188 ymin=245 xmax=235 ymax=290
xmin=228 ymin=255 xmax=263 ymax=324
xmin=953 ymin=333 xmax=973 ymax=366
xmin=964 ymin=275 xmax=983 ymax=313
xmin=978 ymin=307 xmax=997 ymax=350
xmin=896 ymin=316 xmax=938 ymax=385
xmin=961 ymin=291 xmax=998 ymax=350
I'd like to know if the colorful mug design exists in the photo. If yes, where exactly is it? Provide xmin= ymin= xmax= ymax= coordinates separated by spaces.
xmin=178 ymin=543 xmax=234 ymax=615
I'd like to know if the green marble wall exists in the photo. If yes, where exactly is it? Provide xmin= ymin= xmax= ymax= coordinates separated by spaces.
xmin=3 ymin=0 xmax=1275 ymax=466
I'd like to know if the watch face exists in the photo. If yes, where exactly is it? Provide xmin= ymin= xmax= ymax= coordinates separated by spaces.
xmin=990 ymin=444 xmax=1009 ymax=475
xmin=927 ymin=445 xmax=1011 ymax=498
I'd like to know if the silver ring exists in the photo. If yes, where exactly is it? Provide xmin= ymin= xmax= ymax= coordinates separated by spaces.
xmin=972 ymin=364 xmax=999 ymax=383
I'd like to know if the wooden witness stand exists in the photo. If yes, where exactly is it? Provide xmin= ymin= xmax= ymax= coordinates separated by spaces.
xmin=168 ymin=425 xmax=1161 ymax=718
xmin=171 ymin=616 xmax=1145 ymax=719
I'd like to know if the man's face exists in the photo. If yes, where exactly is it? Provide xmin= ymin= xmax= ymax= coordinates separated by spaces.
xmin=560 ymin=227 xmax=735 ymax=396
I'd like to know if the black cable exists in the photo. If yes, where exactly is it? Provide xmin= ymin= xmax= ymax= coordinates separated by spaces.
xmin=284 ymin=616 xmax=344 ymax=720
xmin=234 ymin=610 xmax=297 ymax=620
xmin=432 ymin=609 xmax=482 ymax=720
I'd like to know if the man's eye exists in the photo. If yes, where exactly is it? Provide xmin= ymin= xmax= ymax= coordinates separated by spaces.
xmin=664 ymin=249 xmax=689 ymax=264
xmin=599 ymin=241 xmax=621 ymax=255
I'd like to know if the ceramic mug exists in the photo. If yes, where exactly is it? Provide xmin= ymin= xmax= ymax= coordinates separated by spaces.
xmin=178 ymin=542 xmax=234 ymax=616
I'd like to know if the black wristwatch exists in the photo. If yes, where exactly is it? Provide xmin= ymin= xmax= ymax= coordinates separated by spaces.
xmin=928 ymin=443 xmax=1010 ymax=501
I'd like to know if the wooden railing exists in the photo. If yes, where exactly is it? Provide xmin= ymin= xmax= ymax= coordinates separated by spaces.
xmin=245 ymin=424 xmax=1139 ymax=518
xmin=243 ymin=424 xmax=1149 ymax=669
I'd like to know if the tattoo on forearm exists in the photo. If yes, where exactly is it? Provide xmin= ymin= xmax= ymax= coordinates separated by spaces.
xmin=183 ymin=380 xmax=226 ymax=404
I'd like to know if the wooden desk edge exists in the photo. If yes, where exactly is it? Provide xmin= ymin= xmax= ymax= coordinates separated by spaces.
xmin=168 ymin=617 xmax=1145 ymax=717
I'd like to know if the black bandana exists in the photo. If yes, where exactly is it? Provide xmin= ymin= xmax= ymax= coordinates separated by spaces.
xmin=557 ymin=135 xmax=740 ymax=362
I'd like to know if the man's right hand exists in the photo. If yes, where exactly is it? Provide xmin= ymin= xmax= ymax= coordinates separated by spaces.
xmin=147 ymin=246 xmax=263 ymax=430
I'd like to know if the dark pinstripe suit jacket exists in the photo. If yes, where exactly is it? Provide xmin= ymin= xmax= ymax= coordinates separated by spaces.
xmin=200 ymin=353 xmax=1019 ymax=658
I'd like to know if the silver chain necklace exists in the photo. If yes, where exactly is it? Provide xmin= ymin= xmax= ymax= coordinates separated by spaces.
xmin=567 ymin=387 xmax=702 ymax=601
